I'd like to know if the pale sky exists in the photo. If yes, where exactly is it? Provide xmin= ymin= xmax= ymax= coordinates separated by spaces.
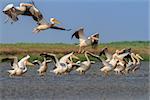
xmin=0 ymin=0 xmax=149 ymax=43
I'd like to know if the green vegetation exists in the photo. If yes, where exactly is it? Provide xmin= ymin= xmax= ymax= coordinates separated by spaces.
xmin=0 ymin=41 xmax=149 ymax=61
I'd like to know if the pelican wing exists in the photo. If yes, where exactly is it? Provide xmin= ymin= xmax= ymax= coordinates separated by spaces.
xmin=117 ymin=52 xmax=129 ymax=59
xmin=1 ymin=56 xmax=18 ymax=66
xmin=50 ymin=26 xmax=71 ymax=31
xmin=3 ymin=9 xmax=19 ymax=22
xmin=40 ymin=53 xmax=58 ymax=64
xmin=72 ymin=63 xmax=81 ymax=69
xmin=46 ymin=60 xmax=52 ymax=63
xmin=99 ymin=57 xmax=109 ymax=66
xmin=104 ymin=49 xmax=112 ymax=61
xmin=90 ymin=33 xmax=99 ymax=48
xmin=28 ymin=6 xmax=48 ymax=25
xmin=32 ymin=60 xmax=42 ymax=66
xmin=71 ymin=27 xmax=85 ymax=39
xmin=59 ymin=52 xmax=74 ymax=63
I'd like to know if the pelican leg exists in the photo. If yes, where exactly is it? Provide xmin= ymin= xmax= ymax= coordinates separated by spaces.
xmin=33 ymin=28 xmax=40 ymax=33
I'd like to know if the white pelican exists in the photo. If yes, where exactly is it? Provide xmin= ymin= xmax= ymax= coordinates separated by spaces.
xmin=112 ymin=49 xmax=130 ymax=75
xmin=99 ymin=48 xmax=130 ymax=75
xmin=71 ymin=27 xmax=99 ymax=53
xmin=40 ymin=52 xmax=79 ymax=75
xmin=125 ymin=52 xmax=143 ymax=72
xmin=75 ymin=51 xmax=98 ymax=75
xmin=32 ymin=57 xmax=52 ymax=76
xmin=2 ymin=3 xmax=43 ymax=24
xmin=130 ymin=53 xmax=143 ymax=72
xmin=1 ymin=55 xmax=34 ymax=77
xmin=99 ymin=57 xmax=115 ymax=76
xmin=33 ymin=17 xmax=71 ymax=33
xmin=99 ymin=47 xmax=112 ymax=62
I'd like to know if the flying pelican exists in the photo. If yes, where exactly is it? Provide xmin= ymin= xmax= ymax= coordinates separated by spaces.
xmin=3 ymin=3 xmax=71 ymax=32
xmin=2 ymin=3 xmax=43 ymax=24
xmin=40 ymin=52 xmax=79 ymax=75
xmin=71 ymin=27 xmax=99 ymax=53
xmin=32 ymin=57 xmax=52 ymax=76
xmin=75 ymin=51 xmax=98 ymax=75
xmin=33 ymin=17 xmax=71 ymax=33
xmin=1 ymin=55 xmax=34 ymax=77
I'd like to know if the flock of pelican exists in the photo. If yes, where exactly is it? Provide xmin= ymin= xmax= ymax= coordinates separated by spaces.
xmin=1 ymin=48 xmax=143 ymax=77
xmin=2 ymin=2 xmax=99 ymax=53
xmin=2 ymin=3 xmax=71 ymax=32
xmin=1 ymin=2 xmax=143 ymax=77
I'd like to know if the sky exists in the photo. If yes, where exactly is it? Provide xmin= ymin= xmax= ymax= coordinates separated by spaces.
xmin=0 ymin=0 xmax=149 ymax=43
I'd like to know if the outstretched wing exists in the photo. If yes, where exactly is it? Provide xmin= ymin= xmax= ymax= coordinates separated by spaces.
xmin=117 ymin=52 xmax=130 ymax=59
xmin=28 ymin=5 xmax=48 ymax=25
xmin=90 ymin=33 xmax=99 ymax=48
xmin=40 ymin=52 xmax=58 ymax=64
xmin=3 ymin=4 xmax=19 ymax=23
xmin=1 ymin=56 xmax=18 ymax=66
xmin=32 ymin=60 xmax=42 ymax=66
xmin=71 ymin=27 xmax=85 ymax=39
xmin=50 ymin=26 xmax=71 ymax=31
xmin=99 ymin=57 xmax=110 ymax=66
xmin=100 ymin=48 xmax=112 ymax=62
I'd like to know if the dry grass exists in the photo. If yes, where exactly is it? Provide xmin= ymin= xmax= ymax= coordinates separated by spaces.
xmin=0 ymin=41 xmax=149 ymax=61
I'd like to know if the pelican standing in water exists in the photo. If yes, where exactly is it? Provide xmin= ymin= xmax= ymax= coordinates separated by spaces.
xmin=71 ymin=27 xmax=99 ymax=53
xmin=99 ymin=48 xmax=130 ymax=75
xmin=33 ymin=17 xmax=71 ymax=33
xmin=1 ymin=55 xmax=34 ymax=77
xmin=75 ymin=51 xmax=98 ymax=75
xmin=40 ymin=52 xmax=79 ymax=75
xmin=125 ymin=52 xmax=143 ymax=73
xmin=32 ymin=57 xmax=52 ymax=76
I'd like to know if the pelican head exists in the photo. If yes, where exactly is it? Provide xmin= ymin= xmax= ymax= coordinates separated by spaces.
xmin=115 ymin=49 xmax=120 ymax=54
xmin=136 ymin=54 xmax=143 ymax=60
xmin=50 ymin=18 xmax=60 ymax=24
xmin=71 ymin=53 xmax=79 ymax=60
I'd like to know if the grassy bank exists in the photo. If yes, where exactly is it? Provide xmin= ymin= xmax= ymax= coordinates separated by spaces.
xmin=0 ymin=41 xmax=149 ymax=61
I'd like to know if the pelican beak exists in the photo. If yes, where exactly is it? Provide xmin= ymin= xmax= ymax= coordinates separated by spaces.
xmin=136 ymin=54 xmax=144 ymax=60
xmin=54 ymin=19 xmax=61 ymax=24
xmin=26 ymin=60 xmax=35 ymax=67
xmin=72 ymin=55 xmax=79 ymax=60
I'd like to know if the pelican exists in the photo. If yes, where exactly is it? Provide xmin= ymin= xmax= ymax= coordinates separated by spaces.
xmin=40 ymin=52 xmax=79 ymax=75
xmin=1 ymin=55 xmax=34 ymax=77
xmin=2 ymin=3 xmax=43 ymax=24
xmin=99 ymin=47 xmax=112 ymax=62
xmin=99 ymin=48 xmax=130 ymax=75
xmin=75 ymin=51 xmax=98 ymax=75
xmin=112 ymin=49 xmax=130 ymax=75
xmin=33 ymin=17 xmax=71 ymax=33
xmin=99 ymin=57 xmax=115 ymax=76
xmin=32 ymin=57 xmax=52 ymax=76
xmin=71 ymin=27 xmax=99 ymax=53
xmin=130 ymin=53 xmax=143 ymax=72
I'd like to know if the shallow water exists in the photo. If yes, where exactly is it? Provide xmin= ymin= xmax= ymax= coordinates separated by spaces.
xmin=0 ymin=62 xmax=149 ymax=100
